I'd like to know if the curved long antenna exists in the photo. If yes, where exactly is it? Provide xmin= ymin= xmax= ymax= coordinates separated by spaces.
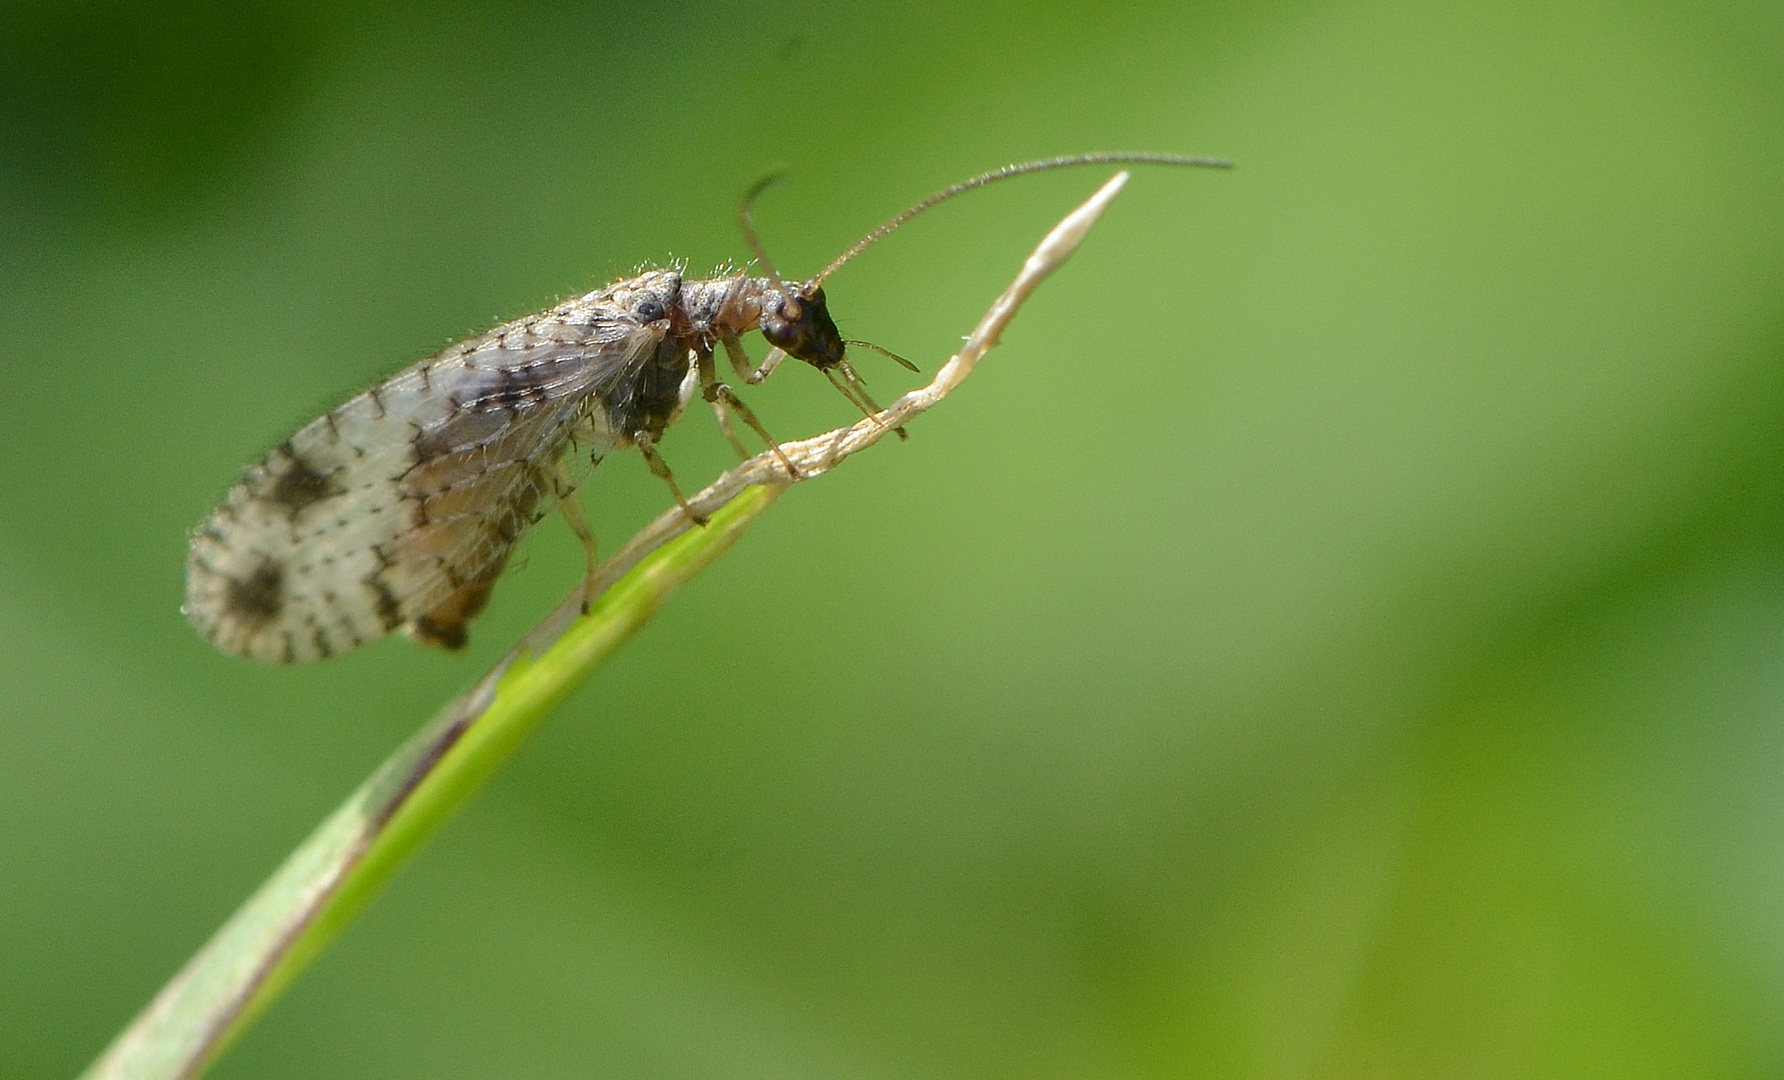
xmin=812 ymin=152 xmax=1232 ymax=286
xmin=737 ymin=172 xmax=788 ymax=287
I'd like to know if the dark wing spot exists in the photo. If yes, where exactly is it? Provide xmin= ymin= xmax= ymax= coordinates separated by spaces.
xmin=370 ymin=580 xmax=403 ymax=632
xmin=223 ymin=562 xmax=284 ymax=628
xmin=408 ymin=613 xmax=470 ymax=651
xmin=267 ymin=444 xmax=339 ymax=514
xmin=406 ymin=555 xmax=508 ymax=651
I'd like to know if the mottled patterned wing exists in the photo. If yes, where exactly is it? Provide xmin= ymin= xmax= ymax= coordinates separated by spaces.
xmin=185 ymin=275 xmax=682 ymax=663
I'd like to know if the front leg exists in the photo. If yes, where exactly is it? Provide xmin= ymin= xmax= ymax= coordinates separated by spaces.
xmin=705 ymin=340 xmax=801 ymax=479
xmin=745 ymin=346 xmax=789 ymax=386
xmin=721 ymin=327 xmax=787 ymax=385
xmin=698 ymin=347 xmax=752 ymax=460
xmin=721 ymin=335 xmax=756 ymax=383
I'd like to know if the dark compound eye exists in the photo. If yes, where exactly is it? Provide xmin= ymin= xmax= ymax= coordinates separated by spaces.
xmin=635 ymin=299 xmax=666 ymax=321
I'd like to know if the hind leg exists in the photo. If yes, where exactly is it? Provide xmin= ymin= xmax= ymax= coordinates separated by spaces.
xmin=555 ymin=484 xmax=599 ymax=615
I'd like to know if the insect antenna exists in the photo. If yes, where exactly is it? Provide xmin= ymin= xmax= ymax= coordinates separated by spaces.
xmin=735 ymin=172 xmax=806 ymax=388
xmin=737 ymin=172 xmax=790 ymax=289
xmin=740 ymin=154 xmax=1228 ymax=428
xmin=812 ymin=151 xmax=1233 ymax=286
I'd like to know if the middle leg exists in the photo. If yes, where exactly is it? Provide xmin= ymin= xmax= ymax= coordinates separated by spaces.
xmin=633 ymin=429 xmax=708 ymax=526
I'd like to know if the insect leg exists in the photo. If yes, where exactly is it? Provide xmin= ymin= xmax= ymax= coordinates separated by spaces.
xmin=745 ymin=347 xmax=789 ymax=386
xmin=720 ymin=335 xmax=756 ymax=383
xmin=633 ymin=430 xmax=709 ymax=526
xmin=553 ymin=466 xmax=600 ymax=615
xmin=707 ymin=340 xmax=802 ymax=479
xmin=696 ymin=347 xmax=752 ymax=460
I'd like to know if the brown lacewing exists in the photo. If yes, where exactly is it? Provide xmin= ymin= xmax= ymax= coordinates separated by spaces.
xmin=184 ymin=152 xmax=1230 ymax=663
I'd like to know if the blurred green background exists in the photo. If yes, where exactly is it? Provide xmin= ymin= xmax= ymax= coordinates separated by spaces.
xmin=4 ymin=0 xmax=1784 ymax=1076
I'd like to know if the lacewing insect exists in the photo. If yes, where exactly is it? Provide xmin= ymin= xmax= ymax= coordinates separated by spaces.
xmin=184 ymin=152 xmax=1230 ymax=663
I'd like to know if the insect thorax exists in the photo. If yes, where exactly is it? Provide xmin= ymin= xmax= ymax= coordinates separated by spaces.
xmin=670 ymin=274 xmax=771 ymax=348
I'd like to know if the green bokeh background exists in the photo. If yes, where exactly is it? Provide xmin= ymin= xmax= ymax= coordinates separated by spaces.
xmin=5 ymin=1 xmax=1784 ymax=1076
